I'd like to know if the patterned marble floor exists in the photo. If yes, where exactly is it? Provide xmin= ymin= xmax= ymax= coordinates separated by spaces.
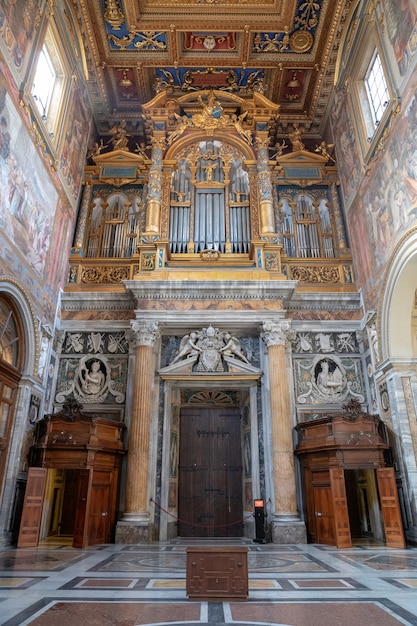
xmin=0 ymin=538 xmax=416 ymax=626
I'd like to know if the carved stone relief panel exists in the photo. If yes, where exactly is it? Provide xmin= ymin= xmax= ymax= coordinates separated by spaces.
xmin=55 ymin=330 xmax=129 ymax=407
xmin=292 ymin=331 xmax=359 ymax=354
xmin=294 ymin=355 xmax=365 ymax=405
xmin=160 ymin=329 xmax=260 ymax=371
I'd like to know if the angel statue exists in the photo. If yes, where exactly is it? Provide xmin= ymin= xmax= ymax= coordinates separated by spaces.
xmin=315 ymin=141 xmax=335 ymax=163
xmin=109 ymin=120 xmax=130 ymax=150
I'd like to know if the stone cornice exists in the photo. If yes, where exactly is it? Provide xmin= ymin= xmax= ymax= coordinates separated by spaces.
xmin=123 ymin=279 xmax=298 ymax=303
xmin=60 ymin=291 xmax=135 ymax=312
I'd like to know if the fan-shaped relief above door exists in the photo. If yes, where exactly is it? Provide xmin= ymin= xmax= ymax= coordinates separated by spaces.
xmin=159 ymin=326 xmax=262 ymax=376
xmin=183 ymin=390 xmax=238 ymax=406
xmin=168 ymin=140 xmax=252 ymax=255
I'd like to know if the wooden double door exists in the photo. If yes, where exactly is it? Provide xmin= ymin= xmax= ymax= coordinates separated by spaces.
xmin=178 ymin=407 xmax=243 ymax=537
xmin=17 ymin=466 xmax=118 ymax=548
xmin=308 ymin=467 xmax=405 ymax=548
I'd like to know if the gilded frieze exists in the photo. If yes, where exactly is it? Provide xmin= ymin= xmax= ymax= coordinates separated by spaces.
xmin=290 ymin=265 xmax=341 ymax=283
xmin=81 ymin=265 xmax=131 ymax=283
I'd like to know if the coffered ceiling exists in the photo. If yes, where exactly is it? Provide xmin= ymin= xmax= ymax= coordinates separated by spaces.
xmin=75 ymin=0 xmax=351 ymax=144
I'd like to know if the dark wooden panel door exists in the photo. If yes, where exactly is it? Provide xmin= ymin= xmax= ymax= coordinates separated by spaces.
xmin=313 ymin=485 xmax=335 ymax=545
xmin=377 ymin=467 xmax=406 ymax=548
xmin=88 ymin=470 xmax=112 ymax=545
xmin=330 ymin=468 xmax=352 ymax=548
xmin=17 ymin=467 xmax=47 ymax=547
xmin=179 ymin=407 xmax=242 ymax=537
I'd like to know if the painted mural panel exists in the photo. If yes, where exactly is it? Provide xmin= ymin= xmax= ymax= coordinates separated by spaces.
xmin=331 ymin=88 xmax=362 ymax=211
xmin=382 ymin=0 xmax=417 ymax=75
xmin=60 ymin=86 xmax=91 ymax=202
xmin=0 ymin=69 xmax=58 ymax=277
xmin=346 ymin=84 xmax=417 ymax=307
xmin=0 ymin=0 xmax=39 ymax=74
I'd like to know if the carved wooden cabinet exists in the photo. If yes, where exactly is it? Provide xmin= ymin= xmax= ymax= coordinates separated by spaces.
xmin=186 ymin=546 xmax=248 ymax=600
xmin=295 ymin=400 xmax=405 ymax=549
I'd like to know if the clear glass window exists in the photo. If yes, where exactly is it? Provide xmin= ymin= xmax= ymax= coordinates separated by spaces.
xmin=365 ymin=52 xmax=389 ymax=130
xmin=30 ymin=24 xmax=67 ymax=143
xmin=32 ymin=46 xmax=56 ymax=120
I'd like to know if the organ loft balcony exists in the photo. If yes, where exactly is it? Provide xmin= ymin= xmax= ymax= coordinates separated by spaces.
xmin=66 ymin=90 xmax=354 ymax=293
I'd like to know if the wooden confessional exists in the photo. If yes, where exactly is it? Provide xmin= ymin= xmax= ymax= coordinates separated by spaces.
xmin=295 ymin=400 xmax=405 ymax=548
xmin=17 ymin=399 xmax=125 ymax=548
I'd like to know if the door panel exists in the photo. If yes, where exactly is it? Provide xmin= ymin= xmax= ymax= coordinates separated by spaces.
xmin=376 ymin=467 xmax=406 ymax=548
xmin=313 ymin=485 xmax=335 ymax=545
xmin=17 ymin=468 xmax=47 ymax=547
xmin=179 ymin=407 xmax=242 ymax=537
xmin=330 ymin=468 xmax=352 ymax=548
xmin=88 ymin=470 xmax=112 ymax=545
xmin=73 ymin=469 xmax=91 ymax=548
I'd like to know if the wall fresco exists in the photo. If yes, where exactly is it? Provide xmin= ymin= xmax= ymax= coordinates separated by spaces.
xmin=0 ymin=0 xmax=39 ymax=73
xmin=0 ymin=70 xmax=58 ymax=278
xmin=60 ymin=86 xmax=91 ymax=202
xmin=382 ymin=0 xmax=417 ymax=75
xmin=331 ymin=87 xmax=362 ymax=211
xmin=346 ymin=82 xmax=417 ymax=307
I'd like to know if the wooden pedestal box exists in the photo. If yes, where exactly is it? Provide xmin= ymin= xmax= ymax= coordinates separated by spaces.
xmin=186 ymin=546 xmax=248 ymax=600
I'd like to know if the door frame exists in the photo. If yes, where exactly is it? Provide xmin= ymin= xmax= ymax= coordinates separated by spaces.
xmin=158 ymin=381 xmax=260 ymax=541
xmin=178 ymin=405 xmax=243 ymax=538
xmin=302 ymin=466 xmax=405 ymax=548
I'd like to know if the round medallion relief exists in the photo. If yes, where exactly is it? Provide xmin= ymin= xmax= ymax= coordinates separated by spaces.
xmin=289 ymin=30 xmax=314 ymax=53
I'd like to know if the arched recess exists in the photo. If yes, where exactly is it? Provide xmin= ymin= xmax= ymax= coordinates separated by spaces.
xmin=0 ymin=278 xmax=38 ymax=514
xmin=379 ymin=227 xmax=417 ymax=361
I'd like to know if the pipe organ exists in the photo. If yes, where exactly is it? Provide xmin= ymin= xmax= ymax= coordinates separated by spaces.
xmin=278 ymin=192 xmax=335 ymax=259
xmin=169 ymin=140 xmax=251 ymax=254
xmin=85 ymin=192 xmax=144 ymax=259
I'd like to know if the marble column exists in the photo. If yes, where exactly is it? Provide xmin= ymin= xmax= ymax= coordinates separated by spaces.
xmin=145 ymin=137 xmax=165 ymax=235
xmin=116 ymin=320 xmax=160 ymax=543
xmin=256 ymin=136 xmax=275 ymax=235
xmin=261 ymin=319 xmax=306 ymax=543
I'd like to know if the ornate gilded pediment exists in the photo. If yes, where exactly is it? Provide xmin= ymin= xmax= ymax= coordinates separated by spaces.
xmin=92 ymin=149 xmax=149 ymax=186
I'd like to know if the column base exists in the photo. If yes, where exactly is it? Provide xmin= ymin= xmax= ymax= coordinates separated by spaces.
xmin=115 ymin=519 xmax=151 ymax=544
xmin=271 ymin=515 xmax=307 ymax=544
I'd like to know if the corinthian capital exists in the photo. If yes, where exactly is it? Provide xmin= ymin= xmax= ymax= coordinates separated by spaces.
xmin=261 ymin=319 xmax=293 ymax=347
xmin=131 ymin=320 xmax=160 ymax=347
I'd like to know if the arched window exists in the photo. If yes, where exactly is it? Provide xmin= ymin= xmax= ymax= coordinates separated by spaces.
xmin=0 ymin=296 xmax=21 ymax=368
xmin=169 ymin=140 xmax=251 ymax=254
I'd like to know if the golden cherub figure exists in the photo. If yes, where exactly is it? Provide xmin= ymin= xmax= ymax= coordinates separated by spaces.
xmin=315 ymin=141 xmax=335 ymax=162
